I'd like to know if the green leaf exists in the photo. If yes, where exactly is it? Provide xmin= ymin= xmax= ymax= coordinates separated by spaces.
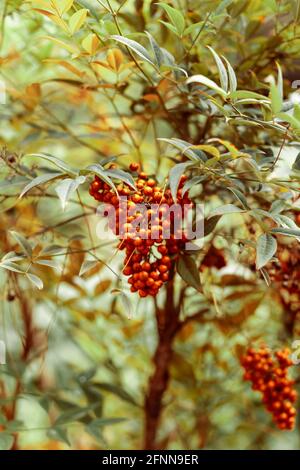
xmin=92 ymin=383 xmax=138 ymax=406
xmin=55 ymin=405 xmax=96 ymax=425
xmin=292 ymin=152 xmax=300 ymax=170
xmin=53 ymin=0 xmax=74 ymax=15
xmin=0 ymin=261 xmax=26 ymax=274
xmin=186 ymin=74 xmax=227 ymax=97
xmin=35 ymin=259 xmax=62 ymax=272
xmin=1 ymin=252 xmax=25 ymax=263
xmin=43 ymin=36 xmax=80 ymax=55
xmin=47 ymin=427 xmax=71 ymax=447
xmin=203 ymin=215 xmax=222 ymax=237
xmin=182 ymin=175 xmax=206 ymax=196
xmin=104 ymin=168 xmax=136 ymax=191
xmin=20 ymin=172 xmax=63 ymax=198
xmin=40 ymin=245 xmax=64 ymax=255
xmin=177 ymin=255 xmax=201 ymax=291
xmin=222 ymin=55 xmax=237 ymax=93
xmin=207 ymin=46 xmax=228 ymax=92
xmin=113 ymin=290 xmax=134 ymax=319
xmin=145 ymin=32 xmax=164 ymax=67
xmin=110 ymin=35 xmax=154 ymax=66
xmin=76 ymin=0 xmax=99 ymax=19
xmin=271 ymin=227 xmax=300 ymax=238
xmin=26 ymin=273 xmax=43 ymax=290
xmin=55 ymin=176 xmax=86 ymax=210
xmin=86 ymin=164 xmax=117 ymax=193
xmin=276 ymin=62 xmax=283 ymax=101
xmin=293 ymin=104 xmax=300 ymax=121
xmin=270 ymin=82 xmax=282 ymax=114
xmin=169 ymin=162 xmax=193 ymax=202
xmin=157 ymin=3 xmax=185 ymax=36
xmin=159 ymin=20 xmax=178 ymax=35
xmin=158 ymin=138 xmax=205 ymax=161
xmin=0 ymin=433 xmax=14 ymax=450
xmin=256 ymin=233 xmax=277 ymax=269
xmin=227 ymin=188 xmax=249 ymax=209
xmin=276 ymin=112 xmax=300 ymax=129
xmin=25 ymin=154 xmax=77 ymax=176
xmin=208 ymin=204 xmax=245 ymax=218
xmin=269 ymin=199 xmax=286 ymax=215
xmin=184 ymin=21 xmax=205 ymax=36
xmin=230 ymin=90 xmax=269 ymax=101
xmin=9 ymin=231 xmax=32 ymax=257
xmin=69 ymin=8 xmax=88 ymax=35
xmin=79 ymin=259 xmax=98 ymax=276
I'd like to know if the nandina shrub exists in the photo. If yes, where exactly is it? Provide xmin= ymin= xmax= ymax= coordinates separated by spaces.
xmin=0 ymin=0 xmax=300 ymax=451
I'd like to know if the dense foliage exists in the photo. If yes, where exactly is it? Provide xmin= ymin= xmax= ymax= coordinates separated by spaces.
xmin=0 ymin=0 xmax=300 ymax=450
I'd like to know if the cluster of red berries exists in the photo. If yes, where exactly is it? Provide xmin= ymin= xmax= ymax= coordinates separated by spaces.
xmin=241 ymin=347 xmax=297 ymax=430
xmin=89 ymin=162 xmax=192 ymax=297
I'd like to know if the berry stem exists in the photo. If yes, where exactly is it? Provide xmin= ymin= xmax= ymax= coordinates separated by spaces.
xmin=143 ymin=270 xmax=180 ymax=449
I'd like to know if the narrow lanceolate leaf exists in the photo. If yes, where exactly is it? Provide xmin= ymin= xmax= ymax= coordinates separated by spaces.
xmin=113 ymin=290 xmax=134 ymax=319
xmin=26 ymin=273 xmax=44 ymax=290
xmin=158 ymin=138 xmax=205 ymax=161
xmin=53 ymin=0 xmax=74 ymax=15
xmin=47 ymin=427 xmax=71 ymax=447
xmin=207 ymin=46 xmax=228 ymax=92
xmin=35 ymin=259 xmax=63 ymax=272
xmin=256 ymin=233 xmax=277 ymax=270
xmin=177 ymin=255 xmax=201 ymax=291
xmin=9 ymin=231 xmax=32 ymax=257
xmin=110 ymin=35 xmax=154 ymax=66
xmin=277 ymin=112 xmax=300 ymax=129
xmin=203 ymin=215 xmax=222 ymax=237
xmin=186 ymin=74 xmax=228 ymax=98
xmin=222 ymin=55 xmax=237 ymax=93
xmin=43 ymin=36 xmax=80 ymax=55
xmin=208 ymin=204 xmax=245 ymax=219
xmin=82 ymin=33 xmax=100 ymax=55
xmin=20 ymin=172 xmax=63 ymax=198
xmin=157 ymin=3 xmax=185 ymax=36
xmin=227 ymin=188 xmax=249 ymax=209
xmin=169 ymin=162 xmax=193 ymax=202
xmin=145 ymin=32 xmax=164 ymax=67
xmin=104 ymin=169 xmax=136 ymax=191
xmin=69 ymin=9 xmax=88 ymax=35
xmin=292 ymin=152 xmax=300 ymax=171
xmin=191 ymin=144 xmax=220 ymax=159
xmin=86 ymin=164 xmax=117 ymax=193
xmin=25 ymin=154 xmax=78 ymax=176
xmin=0 ymin=261 xmax=26 ymax=274
xmin=270 ymin=82 xmax=282 ymax=114
xmin=1 ymin=252 xmax=25 ymax=263
xmin=271 ymin=227 xmax=300 ymax=238
xmin=79 ymin=259 xmax=98 ymax=276
xmin=230 ymin=90 xmax=269 ymax=101
xmin=276 ymin=62 xmax=283 ymax=101
xmin=55 ymin=176 xmax=86 ymax=210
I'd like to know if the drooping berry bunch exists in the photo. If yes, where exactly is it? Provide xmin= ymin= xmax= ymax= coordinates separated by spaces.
xmin=241 ymin=347 xmax=297 ymax=430
xmin=266 ymin=241 xmax=300 ymax=336
xmin=89 ymin=163 xmax=193 ymax=297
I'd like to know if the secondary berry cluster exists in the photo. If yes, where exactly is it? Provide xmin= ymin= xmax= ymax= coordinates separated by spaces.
xmin=267 ymin=241 xmax=300 ymax=336
xmin=89 ymin=163 xmax=192 ymax=297
xmin=241 ymin=347 xmax=297 ymax=430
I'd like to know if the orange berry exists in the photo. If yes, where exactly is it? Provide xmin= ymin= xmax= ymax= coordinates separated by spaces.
xmin=129 ymin=162 xmax=140 ymax=172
